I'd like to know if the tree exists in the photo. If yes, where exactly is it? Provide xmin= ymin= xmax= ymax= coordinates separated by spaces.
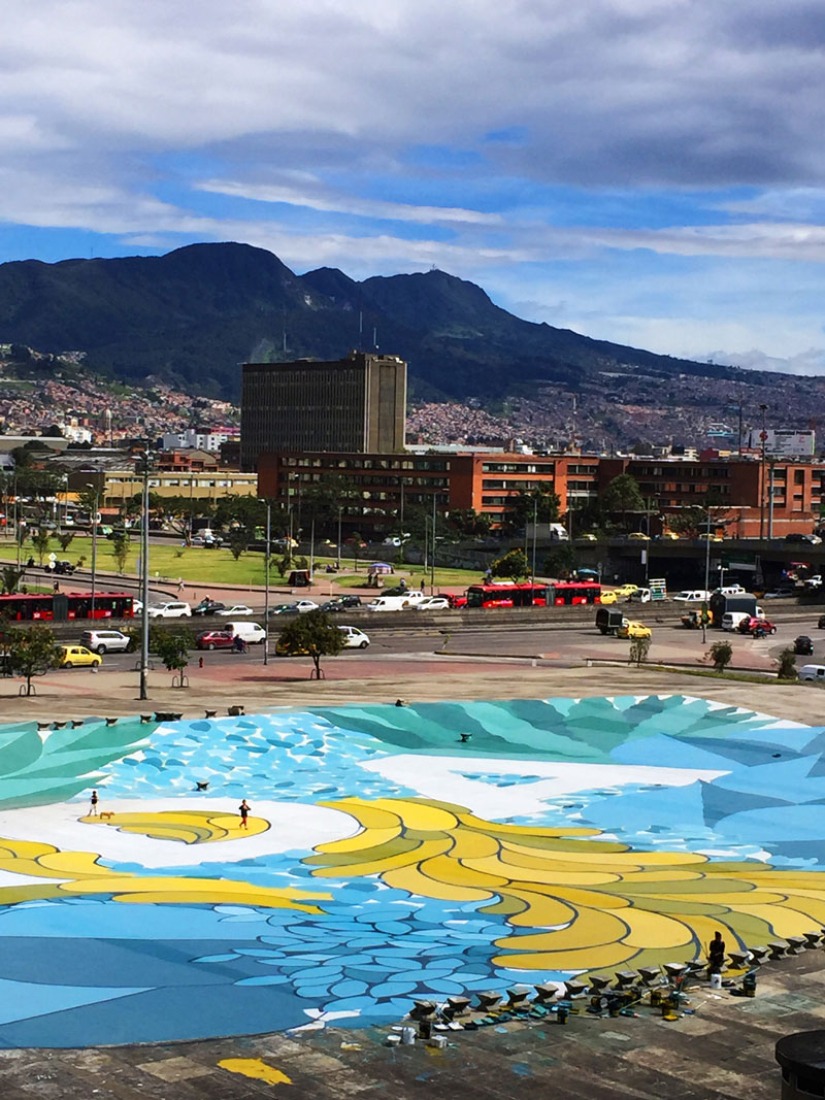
xmin=275 ymin=609 xmax=344 ymax=679
xmin=111 ymin=533 xmax=129 ymax=573
xmin=30 ymin=529 xmax=51 ymax=565
xmin=445 ymin=509 xmax=492 ymax=539
xmin=152 ymin=630 xmax=191 ymax=679
xmin=213 ymin=493 xmax=268 ymax=534
xmin=543 ymin=544 xmax=576 ymax=578
xmin=57 ymin=531 xmax=75 ymax=553
xmin=491 ymin=548 xmax=529 ymax=581
xmin=505 ymin=488 xmax=561 ymax=534
xmin=708 ymin=640 xmax=733 ymax=673
xmin=601 ymin=473 xmax=645 ymax=532
xmin=666 ymin=505 xmax=709 ymax=539
xmin=228 ymin=529 xmax=248 ymax=561
xmin=1 ymin=566 xmax=24 ymax=595
xmin=7 ymin=625 xmax=62 ymax=696
xmin=776 ymin=648 xmax=798 ymax=681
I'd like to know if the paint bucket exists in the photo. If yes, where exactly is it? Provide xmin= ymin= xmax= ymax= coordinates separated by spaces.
xmin=429 ymin=1035 xmax=448 ymax=1049
xmin=401 ymin=1026 xmax=416 ymax=1045
xmin=385 ymin=1034 xmax=401 ymax=1047
xmin=710 ymin=972 xmax=723 ymax=990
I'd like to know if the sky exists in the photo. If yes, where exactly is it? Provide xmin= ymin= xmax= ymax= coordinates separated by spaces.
xmin=3 ymin=0 xmax=825 ymax=374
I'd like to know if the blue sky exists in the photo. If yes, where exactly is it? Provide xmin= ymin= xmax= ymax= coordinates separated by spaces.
xmin=3 ymin=0 xmax=825 ymax=373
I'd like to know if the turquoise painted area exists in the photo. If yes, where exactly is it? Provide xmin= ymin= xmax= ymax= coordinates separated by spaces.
xmin=0 ymin=695 xmax=820 ymax=1048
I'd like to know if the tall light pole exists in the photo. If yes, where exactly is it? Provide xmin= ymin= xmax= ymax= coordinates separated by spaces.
xmin=701 ymin=507 xmax=712 ymax=645
xmin=336 ymin=505 xmax=343 ymax=569
xmin=530 ymin=495 xmax=538 ymax=585
xmin=87 ymin=483 xmax=99 ymax=619
xmin=759 ymin=403 xmax=768 ymax=541
xmin=138 ymin=454 xmax=150 ymax=701
xmin=263 ymin=500 xmax=271 ymax=667
xmin=430 ymin=493 xmax=437 ymax=594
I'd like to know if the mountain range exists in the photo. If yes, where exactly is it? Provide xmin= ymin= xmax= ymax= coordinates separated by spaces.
xmin=0 ymin=241 xmax=777 ymax=400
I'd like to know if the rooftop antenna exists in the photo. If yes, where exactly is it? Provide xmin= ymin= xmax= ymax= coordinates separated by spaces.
xmin=373 ymin=326 xmax=378 ymax=350
xmin=358 ymin=310 xmax=363 ymax=352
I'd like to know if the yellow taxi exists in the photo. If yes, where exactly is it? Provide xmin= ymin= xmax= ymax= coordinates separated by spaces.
xmin=613 ymin=584 xmax=641 ymax=598
xmin=57 ymin=645 xmax=102 ymax=669
xmin=616 ymin=620 xmax=652 ymax=640
xmin=599 ymin=590 xmax=621 ymax=605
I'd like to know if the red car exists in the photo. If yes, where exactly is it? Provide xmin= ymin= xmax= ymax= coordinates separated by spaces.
xmin=196 ymin=630 xmax=235 ymax=650
xmin=738 ymin=617 xmax=777 ymax=637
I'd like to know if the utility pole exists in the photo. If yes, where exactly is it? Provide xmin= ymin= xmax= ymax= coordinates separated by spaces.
xmin=263 ymin=501 xmax=271 ymax=666
xmin=530 ymin=496 xmax=538 ymax=585
xmin=701 ymin=506 xmax=712 ymax=645
xmin=430 ymin=494 xmax=436 ymax=594
xmin=88 ymin=483 xmax=99 ymax=619
xmin=139 ymin=453 xmax=150 ymax=701
xmin=759 ymin=403 xmax=768 ymax=541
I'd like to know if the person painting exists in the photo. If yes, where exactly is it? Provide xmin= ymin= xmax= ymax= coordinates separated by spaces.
xmin=708 ymin=929 xmax=726 ymax=974
xmin=239 ymin=799 xmax=250 ymax=829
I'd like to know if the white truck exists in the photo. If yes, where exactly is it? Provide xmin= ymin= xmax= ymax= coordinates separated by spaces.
xmin=366 ymin=590 xmax=426 ymax=612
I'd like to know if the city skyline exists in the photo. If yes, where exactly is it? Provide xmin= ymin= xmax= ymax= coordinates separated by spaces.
xmin=2 ymin=1 xmax=825 ymax=374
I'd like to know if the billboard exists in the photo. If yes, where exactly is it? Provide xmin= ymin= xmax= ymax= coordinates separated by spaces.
xmin=747 ymin=429 xmax=816 ymax=457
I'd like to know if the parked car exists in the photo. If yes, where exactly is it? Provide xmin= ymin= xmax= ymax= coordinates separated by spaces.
xmin=192 ymin=599 xmax=226 ymax=616
xmin=794 ymin=635 xmax=815 ymax=655
xmin=57 ymin=644 xmax=102 ymax=669
xmin=321 ymin=596 xmax=363 ymax=613
xmin=79 ymin=629 xmax=134 ymax=655
xmin=196 ymin=630 xmax=235 ymax=651
xmin=338 ymin=625 xmax=370 ymax=648
xmin=616 ymin=620 xmax=652 ymax=639
xmin=216 ymin=604 xmax=255 ymax=617
xmin=147 ymin=601 xmax=192 ymax=619
xmin=739 ymin=616 xmax=777 ymax=636
xmin=416 ymin=596 xmax=451 ymax=611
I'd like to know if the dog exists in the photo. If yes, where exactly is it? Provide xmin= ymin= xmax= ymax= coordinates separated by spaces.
xmin=99 ymin=811 xmax=115 ymax=821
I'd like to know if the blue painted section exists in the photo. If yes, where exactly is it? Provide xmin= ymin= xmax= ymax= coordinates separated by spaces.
xmin=0 ymin=695 xmax=820 ymax=1047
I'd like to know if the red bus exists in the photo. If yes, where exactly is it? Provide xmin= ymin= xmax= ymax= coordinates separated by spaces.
xmin=546 ymin=580 xmax=602 ymax=606
xmin=465 ymin=582 xmax=554 ymax=609
xmin=0 ymin=592 xmax=136 ymax=622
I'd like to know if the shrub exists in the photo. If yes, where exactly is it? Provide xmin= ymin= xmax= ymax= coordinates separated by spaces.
xmin=708 ymin=640 xmax=733 ymax=672
xmin=776 ymin=648 xmax=799 ymax=681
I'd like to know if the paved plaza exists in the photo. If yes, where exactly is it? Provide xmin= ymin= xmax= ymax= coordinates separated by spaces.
xmin=0 ymin=652 xmax=823 ymax=1097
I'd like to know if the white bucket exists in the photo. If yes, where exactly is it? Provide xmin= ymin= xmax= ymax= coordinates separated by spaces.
xmin=385 ymin=1034 xmax=401 ymax=1046
xmin=401 ymin=1026 xmax=416 ymax=1045
xmin=429 ymin=1035 xmax=448 ymax=1049
xmin=710 ymin=972 xmax=722 ymax=989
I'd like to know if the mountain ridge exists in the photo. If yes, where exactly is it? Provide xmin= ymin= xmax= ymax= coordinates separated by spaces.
xmin=0 ymin=241 xmax=784 ymax=402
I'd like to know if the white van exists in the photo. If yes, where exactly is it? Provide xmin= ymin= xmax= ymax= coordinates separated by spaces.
xmin=223 ymin=621 xmax=267 ymax=645
xmin=672 ymin=590 xmax=712 ymax=603
xmin=366 ymin=590 xmax=425 ymax=612
xmin=721 ymin=607 xmax=765 ymax=632
xmin=799 ymin=665 xmax=825 ymax=682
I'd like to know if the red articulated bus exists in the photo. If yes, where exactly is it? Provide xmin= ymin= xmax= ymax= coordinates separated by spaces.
xmin=464 ymin=581 xmax=602 ymax=609
xmin=0 ymin=592 xmax=136 ymax=622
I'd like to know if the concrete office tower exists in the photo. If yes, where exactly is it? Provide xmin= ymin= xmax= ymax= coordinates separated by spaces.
xmin=241 ymin=352 xmax=407 ymax=470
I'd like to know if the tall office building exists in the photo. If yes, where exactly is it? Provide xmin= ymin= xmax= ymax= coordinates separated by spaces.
xmin=241 ymin=352 xmax=407 ymax=470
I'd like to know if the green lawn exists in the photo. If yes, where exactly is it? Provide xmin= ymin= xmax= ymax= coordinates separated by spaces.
xmin=0 ymin=537 xmax=485 ymax=592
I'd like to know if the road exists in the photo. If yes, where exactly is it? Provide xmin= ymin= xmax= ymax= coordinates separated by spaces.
xmin=78 ymin=602 xmax=825 ymax=678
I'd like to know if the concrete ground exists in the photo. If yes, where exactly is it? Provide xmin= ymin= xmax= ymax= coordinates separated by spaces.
xmin=0 ymin=649 xmax=823 ymax=1097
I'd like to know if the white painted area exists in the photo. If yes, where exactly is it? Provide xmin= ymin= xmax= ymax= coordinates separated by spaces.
xmin=0 ymin=800 xmax=355 ymax=869
xmin=360 ymin=756 xmax=728 ymax=818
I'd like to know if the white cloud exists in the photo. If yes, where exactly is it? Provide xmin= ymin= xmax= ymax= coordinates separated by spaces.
xmin=1 ymin=1 xmax=825 ymax=371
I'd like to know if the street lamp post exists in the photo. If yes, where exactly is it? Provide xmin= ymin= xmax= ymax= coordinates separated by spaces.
xmin=530 ymin=496 xmax=538 ymax=584
xmin=263 ymin=500 xmax=271 ymax=667
xmin=701 ymin=508 xmax=712 ymax=645
xmin=87 ymin=483 xmax=99 ymax=619
xmin=139 ymin=454 xmax=150 ymax=701
xmin=336 ymin=506 xmax=342 ymax=570
xmin=430 ymin=494 xmax=437 ymax=594
xmin=759 ymin=403 xmax=768 ymax=541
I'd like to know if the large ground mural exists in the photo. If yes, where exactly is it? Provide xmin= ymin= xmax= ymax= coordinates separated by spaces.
xmin=0 ymin=694 xmax=823 ymax=1048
